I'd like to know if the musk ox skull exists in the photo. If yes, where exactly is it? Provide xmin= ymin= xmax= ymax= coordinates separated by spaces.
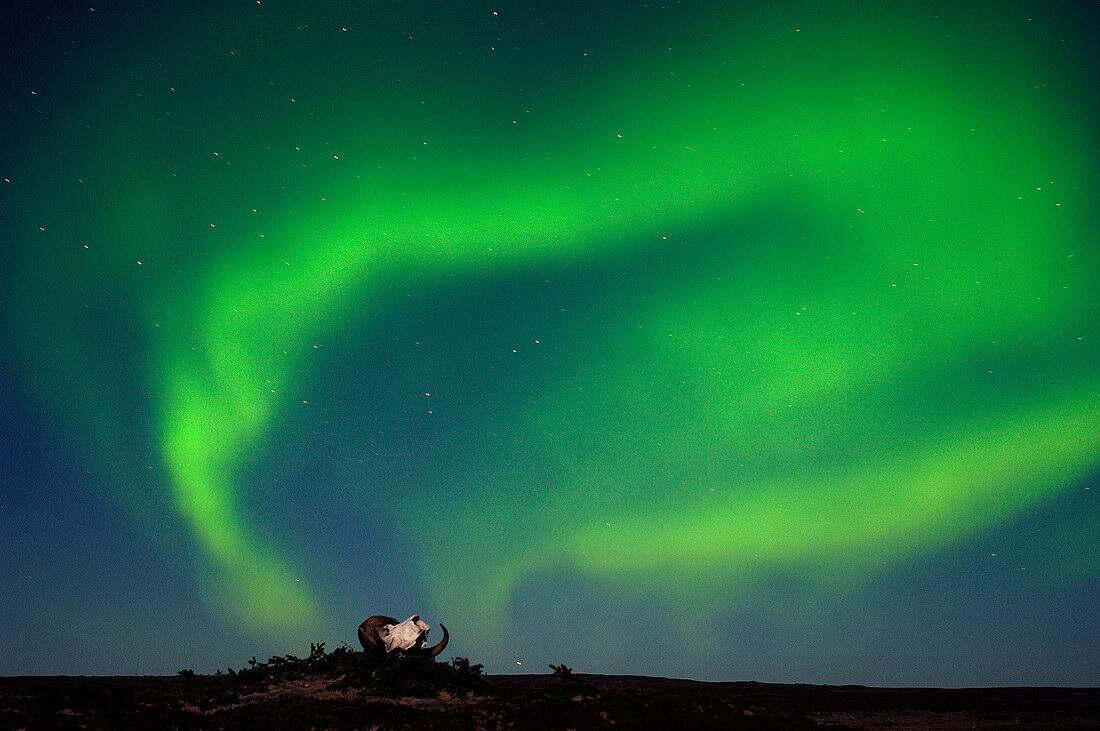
xmin=358 ymin=614 xmax=449 ymax=658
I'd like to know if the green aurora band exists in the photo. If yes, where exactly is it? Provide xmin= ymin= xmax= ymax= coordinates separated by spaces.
xmin=6 ymin=3 xmax=1098 ymax=656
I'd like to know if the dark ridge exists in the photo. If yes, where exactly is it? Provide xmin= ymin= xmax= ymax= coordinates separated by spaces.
xmin=1 ymin=646 xmax=1096 ymax=730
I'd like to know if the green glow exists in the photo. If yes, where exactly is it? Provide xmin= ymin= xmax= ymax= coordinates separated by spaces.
xmin=6 ymin=2 xmax=1096 ymax=647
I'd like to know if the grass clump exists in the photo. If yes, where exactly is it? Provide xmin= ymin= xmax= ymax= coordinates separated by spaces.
xmin=549 ymin=663 xmax=573 ymax=676
xmin=177 ymin=643 xmax=490 ymax=706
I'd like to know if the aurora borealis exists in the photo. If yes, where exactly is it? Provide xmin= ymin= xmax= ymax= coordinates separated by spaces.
xmin=2 ymin=1 xmax=1098 ymax=685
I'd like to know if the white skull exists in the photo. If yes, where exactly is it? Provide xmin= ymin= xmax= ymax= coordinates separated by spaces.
xmin=377 ymin=614 xmax=430 ymax=652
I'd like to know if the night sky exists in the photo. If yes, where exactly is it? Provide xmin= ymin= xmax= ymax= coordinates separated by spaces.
xmin=2 ymin=1 xmax=1098 ymax=686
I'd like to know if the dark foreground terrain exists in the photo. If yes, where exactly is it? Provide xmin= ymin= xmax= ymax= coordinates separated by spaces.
xmin=2 ymin=647 xmax=1097 ymax=730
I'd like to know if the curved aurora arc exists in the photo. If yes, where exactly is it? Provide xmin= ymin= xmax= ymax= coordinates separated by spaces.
xmin=6 ymin=3 xmax=1097 ymax=669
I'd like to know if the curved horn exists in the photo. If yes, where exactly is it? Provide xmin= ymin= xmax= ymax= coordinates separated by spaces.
xmin=358 ymin=615 xmax=399 ymax=655
xmin=423 ymin=622 xmax=449 ymax=658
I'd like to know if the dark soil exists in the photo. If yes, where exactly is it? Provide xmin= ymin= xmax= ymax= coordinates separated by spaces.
xmin=1 ymin=648 xmax=1096 ymax=729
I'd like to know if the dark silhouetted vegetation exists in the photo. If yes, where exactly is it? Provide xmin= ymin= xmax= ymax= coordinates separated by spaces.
xmin=176 ymin=642 xmax=489 ymax=706
xmin=549 ymin=663 xmax=573 ymax=676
